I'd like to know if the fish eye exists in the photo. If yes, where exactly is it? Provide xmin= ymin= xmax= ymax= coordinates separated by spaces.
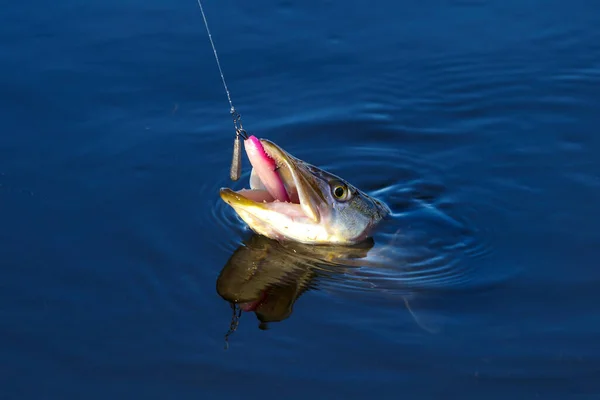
xmin=332 ymin=183 xmax=349 ymax=200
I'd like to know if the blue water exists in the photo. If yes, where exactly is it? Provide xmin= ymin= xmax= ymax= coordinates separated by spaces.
xmin=2 ymin=0 xmax=600 ymax=398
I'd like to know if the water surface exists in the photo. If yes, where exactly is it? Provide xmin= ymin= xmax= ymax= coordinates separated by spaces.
xmin=2 ymin=0 xmax=600 ymax=398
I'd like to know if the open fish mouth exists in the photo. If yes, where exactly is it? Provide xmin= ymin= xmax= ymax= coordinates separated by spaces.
xmin=220 ymin=136 xmax=321 ymax=225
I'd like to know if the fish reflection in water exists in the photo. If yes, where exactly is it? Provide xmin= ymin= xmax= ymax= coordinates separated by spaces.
xmin=216 ymin=234 xmax=374 ymax=331
xmin=215 ymin=227 xmax=472 ymax=342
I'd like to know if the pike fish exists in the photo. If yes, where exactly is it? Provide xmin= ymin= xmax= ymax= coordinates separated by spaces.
xmin=220 ymin=135 xmax=391 ymax=245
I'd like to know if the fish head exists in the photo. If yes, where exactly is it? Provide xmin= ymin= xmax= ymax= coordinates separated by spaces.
xmin=220 ymin=137 xmax=391 ymax=245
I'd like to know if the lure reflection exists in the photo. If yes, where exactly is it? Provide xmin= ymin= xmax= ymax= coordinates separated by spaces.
xmin=216 ymin=233 xmax=374 ymax=333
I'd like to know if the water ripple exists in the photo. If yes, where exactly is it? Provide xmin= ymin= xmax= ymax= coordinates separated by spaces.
xmin=210 ymin=131 xmax=502 ymax=300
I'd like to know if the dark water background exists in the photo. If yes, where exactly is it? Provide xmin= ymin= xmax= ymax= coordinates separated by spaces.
xmin=2 ymin=0 xmax=600 ymax=398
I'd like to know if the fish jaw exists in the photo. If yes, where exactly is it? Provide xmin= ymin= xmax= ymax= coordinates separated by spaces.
xmin=219 ymin=137 xmax=333 ymax=243
xmin=220 ymin=188 xmax=336 ymax=243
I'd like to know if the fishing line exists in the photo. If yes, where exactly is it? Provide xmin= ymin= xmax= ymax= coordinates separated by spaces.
xmin=196 ymin=0 xmax=247 ymax=181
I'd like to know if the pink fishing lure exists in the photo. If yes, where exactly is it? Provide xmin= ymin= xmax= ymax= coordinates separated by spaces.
xmin=243 ymin=135 xmax=290 ymax=202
